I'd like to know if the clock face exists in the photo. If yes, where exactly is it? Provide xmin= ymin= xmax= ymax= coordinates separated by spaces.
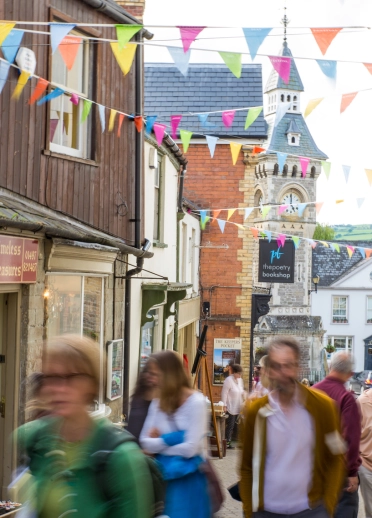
xmin=281 ymin=192 xmax=301 ymax=214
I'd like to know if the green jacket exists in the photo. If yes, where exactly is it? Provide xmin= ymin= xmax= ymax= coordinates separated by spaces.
xmin=240 ymin=383 xmax=346 ymax=517
xmin=17 ymin=417 xmax=154 ymax=518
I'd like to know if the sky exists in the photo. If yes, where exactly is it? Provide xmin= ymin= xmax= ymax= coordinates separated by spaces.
xmin=143 ymin=0 xmax=372 ymax=225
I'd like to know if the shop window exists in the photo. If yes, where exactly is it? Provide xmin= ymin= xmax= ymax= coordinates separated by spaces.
xmin=140 ymin=309 xmax=159 ymax=368
xmin=367 ymin=296 xmax=372 ymax=323
xmin=332 ymin=296 xmax=348 ymax=324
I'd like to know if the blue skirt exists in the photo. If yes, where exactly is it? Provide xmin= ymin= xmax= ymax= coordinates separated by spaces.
xmin=164 ymin=469 xmax=211 ymax=518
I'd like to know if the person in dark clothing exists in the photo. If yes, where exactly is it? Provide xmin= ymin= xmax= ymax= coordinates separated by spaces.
xmin=314 ymin=352 xmax=361 ymax=518
xmin=127 ymin=359 xmax=159 ymax=441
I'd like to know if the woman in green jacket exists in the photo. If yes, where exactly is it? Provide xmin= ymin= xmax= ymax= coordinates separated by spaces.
xmin=17 ymin=334 xmax=154 ymax=518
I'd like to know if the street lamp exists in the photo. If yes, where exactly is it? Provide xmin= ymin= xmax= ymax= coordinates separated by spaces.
xmin=309 ymin=275 xmax=320 ymax=295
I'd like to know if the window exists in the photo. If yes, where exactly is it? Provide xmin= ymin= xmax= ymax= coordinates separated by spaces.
xmin=327 ymin=336 xmax=353 ymax=352
xmin=50 ymin=28 xmax=92 ymax=158
xmin=141 ymin=309 xmax=159 ymax=368
xmin=291 ymin=136 xmax=296 ymax=144
xmin=287 ymin=95 xmax=291 ymax=102
xmin=281 ymin=94 xmax=284 ymax=102
xmin=332 ymin=296 xmax=348 ymax=323
xmin=367 ymin=296 xmax=372 ymax=323
xmin=153 ymin=154 xmax=164 ymax=241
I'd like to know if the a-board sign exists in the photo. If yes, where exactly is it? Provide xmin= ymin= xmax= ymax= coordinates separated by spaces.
xmin=258 ymin=239 xmax=295 ymax=284
xmin=0 ymin=236 xmax=38 ymax=283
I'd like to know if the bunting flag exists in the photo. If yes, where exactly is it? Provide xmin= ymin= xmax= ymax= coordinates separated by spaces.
xmin=346 ymin=245 xmax=355 ymax=258
xmin=37 ymin=87 xmax=64 ymax=106
xmin=300 ymin=157 xmax=310 ymax=178
xmin=110 ymin=42 xmax=137 ymax=76
xmin=330 ymin=243 xmax=340 ymax=253
xmin=268 ymin=55 xmax=291 ymax=84
xmin=81 ymin=99 xmax=92 ymax=123
xmin=222 ymin=110 xmax=236 ymax=128
xmin=0 ymin=23 xmax=16 ymax=46
xmin=244 ymin=207 xmax=253 ymax=220
xmin=261 ymin=205 xmax=271 ymax=218
xmin=321 ymin=161 xmax=331 ymax=179
xmin=298 ymin=203 xmax=307 ymax=217
xmin=153 ymin=123 xmax=166 ymax=145
xmin=320 ymin=241 xmax=329 ymax=248
xmin=356 ymin=198 xmax=365 ymax=208
xmin=206 ymin=135 xmax=218 ymax=158
xmin=227 ymin=209 xmax=236 ymax=220
xmin=230 ymin=142 xmax=242 ymax=165
xmin=0 ymin=60 xmax=10 ymax=94
xmin=28 ymin=77 xmax=49 ymax=105
xmin=358 ymin=247 xmax=366 ymax=259
xmin=308 ymin=239 xmax=317 ymax=249
xmin=58 ymin=35 xmax=81 ymax=70
xmin=212 ymin=210 xmax=221 ymax=220
xmin=98 ymin=104 xmax=105 ymax=133
xmin=277 ymin=234 xmax=286 ymax=247
xmin=366 ymin=249 xmax=372 ymax=258
xmin=277 ymin=152 xmax=287 ymax=173
xmin=340 ymin=92 xmax=357 ymax=113
xmin=336 ymin=199 xmax=344 ymax=204
xmin=251 ymin=228 xmax=259 ymax=239
xmin=292 ymin=236 xmax=300 ymax=249
xmin=177 ymin=26 xmax=205 ymax=52
xmin=304 ymin=98 xmax=324 ymax=118
xmin=167 ymin=47 xmax=191 ymax=76
xmin=2 ymin=29 xmax=24 ymax=63
xmin=245 ymin=106 xmax=263 ymax=130
xmin=170 ymin=115 xmax=182 ymax=139
xmin=263 ymin=230 xmax=272 ymax=242
xmin=134 ymin=116 xmax=143 ymax=132
xmin=278 ymin=204 xmax=289 ymax=215
xmin=342 ymin=165 xmax=351 ymax=183
xmin=217 ymin=219 xmax=226 ymax=233
xmin=365 ymin=169 xmax=372 ymax=186
xmin=274 ymin=102 xmax=291 ymax=127
xmin=198 ymin=113 xmax=215 ymax=128
xmin=316 ymin=59 xmax=337 ymax=82
xmin=242 ymin=28 xmax=272 ymax=60
xmin=70 ymin=93 xmax=79 ymax=105
xmin=116 ymin=24 xmax=142 ymax=49
xmin=117 ymin=113 xmax=125 ymax=137
xmin=49 ymin=119 xmax=59 ymax=142
xmin=145 ymin=115 xmax=157 ymax=134
xmin=310 ymin=28 xmax=342 ymax=55
xmin=50 ymin=23 xmax=76 ymax=54
xmin=363 ymin=63 xmax=372 ymax=75
xmin=219 ymin=51 xmax=242 ymax=78
xmin=108 ymin=109 xmax=117 ymax=132
xmin=252 ymin=146 xmax=265 ymax=154
xmin=180 ymin=129 xmax=193 ymax=152
xmin=12 ymin=70 xmax=30 ymax=100
xmin=315 ymin=202 xmax=324 ymax=214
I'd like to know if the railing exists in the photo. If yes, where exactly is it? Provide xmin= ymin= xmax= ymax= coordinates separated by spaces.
xmin=298 ymin=369 xmax=324 ymax=385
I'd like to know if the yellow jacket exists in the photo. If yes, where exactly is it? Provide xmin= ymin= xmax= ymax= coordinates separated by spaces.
xmin=240 ymin=383 xmax=346 ymax=517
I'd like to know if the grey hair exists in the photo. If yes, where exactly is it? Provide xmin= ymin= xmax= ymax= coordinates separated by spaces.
xmin=330 ymin=352 xmax=353 ymax=374
xmin=259 ymin=355 xmax=269 ymax=369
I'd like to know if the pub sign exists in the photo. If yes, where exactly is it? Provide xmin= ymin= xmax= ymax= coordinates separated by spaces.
xmin=0 ymin=236 xmax=38 ymax=283
xmin=258 ymin=239 xmax=295 ymax=284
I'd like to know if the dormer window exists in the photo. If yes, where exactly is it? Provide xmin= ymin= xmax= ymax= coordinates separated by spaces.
xmin=291 ymin=137 xmax=296 ymax=144
xmin=286 ymin=119 xmax=301 ymax=147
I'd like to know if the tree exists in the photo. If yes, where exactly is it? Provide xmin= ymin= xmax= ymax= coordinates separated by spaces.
xmin=313 ymin=223 xmax=335 ymax=241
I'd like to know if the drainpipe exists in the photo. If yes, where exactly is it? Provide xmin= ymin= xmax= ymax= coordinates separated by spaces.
xmin=174 ymin=166 xmax=187 ymax=351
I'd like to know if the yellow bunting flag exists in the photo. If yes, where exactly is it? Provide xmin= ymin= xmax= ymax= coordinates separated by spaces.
xmin=230 ymin=142 xmax=242 ymax=165
xmin=236 ymin=224 xmax=245 ymax=230
xmin=12 ymin=70 xmax=30 ymax=100
xmin=0 ymin=23 xmax=15 ymax=46
xmin=346 ymin=246 xmax=354 ymax=258
xmin=227 ymin=209 xmax=236 ymax=221
xmin=320 ymin=241 xmax=329 ymax=248
xmin=180 ymin=129 xmax=193 ymax=153
xmin=336 ymin=199 xmax=344 ymax=204
xmin=304 ymin=98 xmax=324 ymax=118
xmin=109 ymin=109 xmax=117 ymax=132
xmin=261 ymin=205 xmax=271 ymax=218
xmin=365 ymin=169 xmax=372 ymax=186
xmin=110 ymin=42 xmax=137 ymax=76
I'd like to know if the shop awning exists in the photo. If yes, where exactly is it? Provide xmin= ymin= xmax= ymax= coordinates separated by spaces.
xmin=141 ymin=282 xmax=192 ymax=327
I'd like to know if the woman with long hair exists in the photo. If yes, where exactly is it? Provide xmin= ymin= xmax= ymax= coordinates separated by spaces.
xmin=140 ymin=350 xmax=211 ymax=518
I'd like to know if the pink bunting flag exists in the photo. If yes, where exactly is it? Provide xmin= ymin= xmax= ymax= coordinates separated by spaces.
xmin=70 ymin=93 xmax=79 ymax=105
xmin=268 ymin=55 xmax=291 ymax=84
xmin=170 ymin=115 xmax=182 ymax=139
xmin=177 ymin=26 xmax=206 ymax=52
xmin=277 ymin=234 xmax=286 ymax=248
xmin=300 ymin=157 xmax=310 ymax=178
xmin=308 ymin=239 xmax=317 ymax=249
xmin=315 ymin=202 xmax=324 ymax=214
xmin=278 ymin=204 xmax=289 ymax=215
xmin=222 ymin=110 xmax=236 ymax=128
xmin=153 ymin=123 xmax=166 ymax=146
xmin=346 ymin=245 xmax=355 ymax=258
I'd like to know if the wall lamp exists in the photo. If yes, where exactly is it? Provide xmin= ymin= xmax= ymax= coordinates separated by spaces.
xmin=309 ymin=275 xmax=320 ymax=295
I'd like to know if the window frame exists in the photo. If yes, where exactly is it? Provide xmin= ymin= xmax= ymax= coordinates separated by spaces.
xmin=331 ymin=295 xmax=349 ymax=324
xmin=367 ymin=295 xmax=372 ymax=324
xmin=153 ymin=152 xmax=165 ymax=243
xmin=327 ymin=335 xmax=353 ymax=353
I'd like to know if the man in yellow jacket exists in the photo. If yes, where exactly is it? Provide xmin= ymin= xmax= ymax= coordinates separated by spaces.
xmin=240 ymin=336 xmax=346 ymax=518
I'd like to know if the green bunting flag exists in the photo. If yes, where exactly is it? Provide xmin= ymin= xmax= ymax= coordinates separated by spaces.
xmin=261 ymin=205 xmax=271 ymax=218
xmin=321 ymin=161 xmax=331 ymax=179
xmin=292 ymin=236 xmax=300 ymax=249
xmin=245 ymin=106 xmax=263 ymax=130
xmin=116 ymin=24 xmax=142 ymax=49
xmin=81 ymin=100 xmax=93 ymax=123
xmin=180 ymin=129 xmax=193 ymax=153
xmin=219 ymin=52 xmax=242 ymax=78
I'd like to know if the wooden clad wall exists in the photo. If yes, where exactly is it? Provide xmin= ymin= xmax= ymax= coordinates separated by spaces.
xmin=0 ymin=0 xmax=138 ymax=244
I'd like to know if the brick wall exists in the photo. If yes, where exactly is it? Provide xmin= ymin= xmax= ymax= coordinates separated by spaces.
xmin=115 ymin=1 xmax=145 ymax=20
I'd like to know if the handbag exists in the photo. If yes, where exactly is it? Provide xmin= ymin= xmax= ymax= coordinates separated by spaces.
xmin=199 ymin=458 xmax=225 ymax=513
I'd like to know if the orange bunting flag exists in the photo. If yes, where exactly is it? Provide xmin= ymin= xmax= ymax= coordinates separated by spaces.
xmin=363 ymin=63 xmax=372 ymax=75
xmin=365 ymin=249 xmax=372 ymax=258
xmin=109 ymin=109 xmax=117 ymax=132
xmin=365 ymin=169 xmax=372 ymax=186
xmin=117 ymin=113 xmax=125 ymax=137
xmin=315 ymin=202 xmax=324 ymax=214
xmin=230 ymin=143 xmax=242 ymax=165
xmin=252 ymin=146 xmax=265 ymax=155
xmin=12 ymin=71 xmax=30 ymax=100
xmin=29 ymin=78 xmax=49 ymax=105
xmin=58 ymin=36 xmax=82 ymax=71
xmin=340 ymin=92 xmax=358 ymax=114
xmin=110 ymin=42 xmax=137 ymax=76
xmin=310 ymin=28 xmax=342 ymax=55
xmin=134 ymin=116 xmax=143 ymax=132
xmin=250 ymin=228 xmax=259 ymax=239
xmin=227 ymin=209 xmax=236 ymax=221
xmin=212 ymin=210 xmax=221 ymax=220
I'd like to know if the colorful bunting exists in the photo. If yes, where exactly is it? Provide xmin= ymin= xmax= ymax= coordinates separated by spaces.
xmin=12 ymin=70 xmax=30 ymax=100
xmin=300 ymin=157 xmax=310 ymax=178
xmin=261 ymin=205 xmax=271 ymax=218
xmin=358 ymin=247 xmax=366 ymax=259
xmin=263 ymin=230 xmax=272 ymax=242
xmin=227 ymin=209 xmax=236 ymax=220
xmin=340 ymin=92 xmax=358 ymax=113
xmin=81 ymin=99 xmax=93 ymax=123
xmin=342 ymin=165 xmax=351 ymax=183
xmin=58 ymin=35 xmax=81 ymax=71
xmin=298 ymin=203 xmax=307 ymax=217
xmin=307 ymin=239 xmax=317 ymax=249
xmin=330 ymin=243 xmax=340 ymax=253
xmin=49 ymin=119 xmax=59 ymax=142
xmin=145 ymin=115 xmax=157 ymax=134
xmin=117 ymin=113 xmax=125 ymax=137
xmin=365 ymin=169 xmax=372 ymax=186
xmin=292 ymin=236 xmax=300 ymax=249
xmin=222 ymin=110 xmax=236 ymax=128
xmin=366 ymin=249 xmax=372 ymax=258
xmin=110 ymin=42 xmax=137 ymax=76
xmin=29 ymin=77 xmax=49 ymax=105
xmin=244 ymin=207 xmax=253 ymax=220
xmin=180 ymin=129 xmax=193 ymax=153
xmin=217 ymin=219 xmax=226 ymax=233
xmin=0 ymin=23 xmax=16 ymax=46
xmin=98 ymin=104 xmax=106 ymax=133
xmin=198 ymin=113 xmax=215 ymax=128
xmin=0 ymin=60 xmax=10 ymax=94
xmin=219 ymin=52 xmax=242 ymax=78
xmin=2 ymin=29 xmax=24 ymax=63
xmin=167 ymin=47 xmax=191 ymax=76
xmin=304 ymin=98 xmax=324 ymax=118
xmin=245 ymin=106 xmax=263 ymax=130
xmin=108 ymin=109 xmax=117 ymax=132
xmin=277 ymin=152 xmax=287 ymax=173
xmin=251 ymin=228 xmax=259 ymax=239
xmin=268 ymin=55 xmax=291 ymax=84
xmin=277 ymin=234 xmax=286 ymax=248
xmin=37 ymin=87 xmax=64 ymax=106
xmin=356 ymin=198 xmax=365 ymax=208
xmin=252 ymin=146 xmax=265 ymax=155
xmin=177 ymin=26 xmax=205 ymax=52
xmin=346 ymin=245 xmax=354 ymax=258
xmin=321 ymin=161 xmax=331 ymax=179
xmin=242 ymin=28 xmax=272 ymax=60
xmin=170 ymin=115 xmax=182 ymax=139
xmin=153 ymin=123 xmax=166 ymax=145
xmin=310 ymin=28 xmax=342 ymax=55
xmin=315 ymin=202 xmax=324 ymax=214
xmin=116 ymin=24 xmax=142 ymax=49
xmin=70 ymin=93 xmax=79 ymax=105
xmin=230 ymin=142 xmax=242 ymax=165
xmin=212 ymin=210 xmax=221 ymax=220
xmin=134 ymin=116 xmax=143 ymax=132
xmin=200 ymin=210 xmax=209 ymax=230
xmin=316 ymin=59 xmax=337 ymax=81
xmin=320 ymin=241 xmax=329 ymax=248
xmin=206 ymin=135 xmax=218 ymax=158
xmin=50 ymin=23 xmax=76 ymax=54
xmin=363 ymin=63 xmax=372 ymax=75
xmin=274 ymin=102 xmax=291 ymax=127
xmin=278 ymin=205 xmax=289 ymax=215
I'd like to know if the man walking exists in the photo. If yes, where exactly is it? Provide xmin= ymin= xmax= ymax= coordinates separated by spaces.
xmin=240 ymin=336 xmax=345 ymax=518
xmin=314 ymin=352 xmax=361 ymax=518
xmin=358 ymin=387 xmax=372 ymax=518
xmin=221 ymin=364 xmax=244 ymax=449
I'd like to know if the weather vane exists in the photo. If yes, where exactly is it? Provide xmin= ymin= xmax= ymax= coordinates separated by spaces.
xmin=281 ymin=2 xmax=290 ymax=43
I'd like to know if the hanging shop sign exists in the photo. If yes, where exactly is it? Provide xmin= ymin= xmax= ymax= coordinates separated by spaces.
xmin=0 ymin=236 xmax=38 ymax=283
xmin=107 ymin=339 xmax=124 ymax=400
xmin=258 ymin=239 xmax=295 ymax=284
xmin=213 ymin=338 xmax=242 ymax=386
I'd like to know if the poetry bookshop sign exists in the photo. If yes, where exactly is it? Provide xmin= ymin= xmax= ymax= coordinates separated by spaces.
xmin=0 ymin=236 xmax=38 ymax=283
xmin=258 ymin=239 xmax=295 ymax=284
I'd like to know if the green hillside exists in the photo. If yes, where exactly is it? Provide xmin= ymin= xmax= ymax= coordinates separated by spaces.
xmin=333 ymin=224 xmax=372 ymax=241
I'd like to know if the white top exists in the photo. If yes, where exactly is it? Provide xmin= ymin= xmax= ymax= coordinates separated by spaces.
xmin=221 ymin=375 xmax=245 ymax=415
xmin=139 ymin=391 xmax=208 ymax=458
xmin=263 ymin=391 xmax=315 ymax=514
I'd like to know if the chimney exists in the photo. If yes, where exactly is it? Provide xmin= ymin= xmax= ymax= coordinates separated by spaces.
xmin=115 ymin=0 xmax=145 ymax=21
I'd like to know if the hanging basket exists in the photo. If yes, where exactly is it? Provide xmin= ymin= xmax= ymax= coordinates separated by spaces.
xmin=325 ymin=345 xmax=336 ymax=354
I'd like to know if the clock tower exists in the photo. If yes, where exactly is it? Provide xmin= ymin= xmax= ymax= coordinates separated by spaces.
xmin=252 ymin=33 xmax=327 ymax=373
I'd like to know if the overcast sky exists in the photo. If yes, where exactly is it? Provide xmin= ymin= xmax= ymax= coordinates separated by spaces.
xmin=143 ymin=0 xmax=372 ymax=225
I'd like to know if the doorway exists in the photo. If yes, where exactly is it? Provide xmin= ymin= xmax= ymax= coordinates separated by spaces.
xmin=364 ymin=336 xmax=372 ymax=370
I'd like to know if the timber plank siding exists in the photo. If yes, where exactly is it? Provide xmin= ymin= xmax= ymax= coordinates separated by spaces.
xmin=0 ymin=0 xmax=140 ymax=245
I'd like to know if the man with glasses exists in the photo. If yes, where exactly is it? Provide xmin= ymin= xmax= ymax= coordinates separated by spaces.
xmin=240 ymin=336 xmax=345 ymax=518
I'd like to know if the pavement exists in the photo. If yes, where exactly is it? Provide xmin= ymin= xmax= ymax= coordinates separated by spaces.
xmin=212 ymin=449 xmax=366 ymax=518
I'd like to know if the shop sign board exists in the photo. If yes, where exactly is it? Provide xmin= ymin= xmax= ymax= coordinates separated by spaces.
xmin=107 ymin=339 xmax=124 ymax=400
xmin=258 ymin=239 xmax=295 ymax=284
xmin=213 ymin=338 xmax=242 ymax=385
xmin=0 ymin=236 xmax=38 ymax=283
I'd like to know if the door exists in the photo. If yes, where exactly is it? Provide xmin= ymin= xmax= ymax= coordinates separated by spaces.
xmin=365 ymin=340 xmax=372 ymax=370
xmin=0 ymin=292 xmax=18 ymax=497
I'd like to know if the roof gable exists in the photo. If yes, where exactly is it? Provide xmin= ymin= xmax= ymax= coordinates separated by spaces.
xmin=332 ymin=257 xmax=372 ymax=288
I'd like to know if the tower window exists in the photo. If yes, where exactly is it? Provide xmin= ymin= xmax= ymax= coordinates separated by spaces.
xmin=283 ymin=165 xmax=288 ymax=176
xmin=281 ymin=94 xmax=284 ymax=102
xmin=287 ymin=95 xmax=291 ymax=102
xmin=291 ymin=136 xmax=296 ymax=144
xmin=273 ymin=164 xmax=279 ymax=175
xmin=293 ymin=96 xmax=297 ymax=101
xmin=293 ymin=105 xmax=297 ymax=111
xmin=292 ymin=165 xmax=297 ymax=177
xmin=310 ymin=166 xmax=316 ymax=178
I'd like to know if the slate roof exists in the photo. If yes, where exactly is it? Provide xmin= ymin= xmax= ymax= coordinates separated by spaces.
xmin=312 ymin=241 xmax=372 ymax=286
xmin=265 ymin=42 xmax=304 ymax=93
xmin=259 ymin=315 xmax=323 ymax=333
xmin=144 ymin=64 xmax=268 ymax=138
xmin=286 ymin=119 xmax=300 ymax=134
